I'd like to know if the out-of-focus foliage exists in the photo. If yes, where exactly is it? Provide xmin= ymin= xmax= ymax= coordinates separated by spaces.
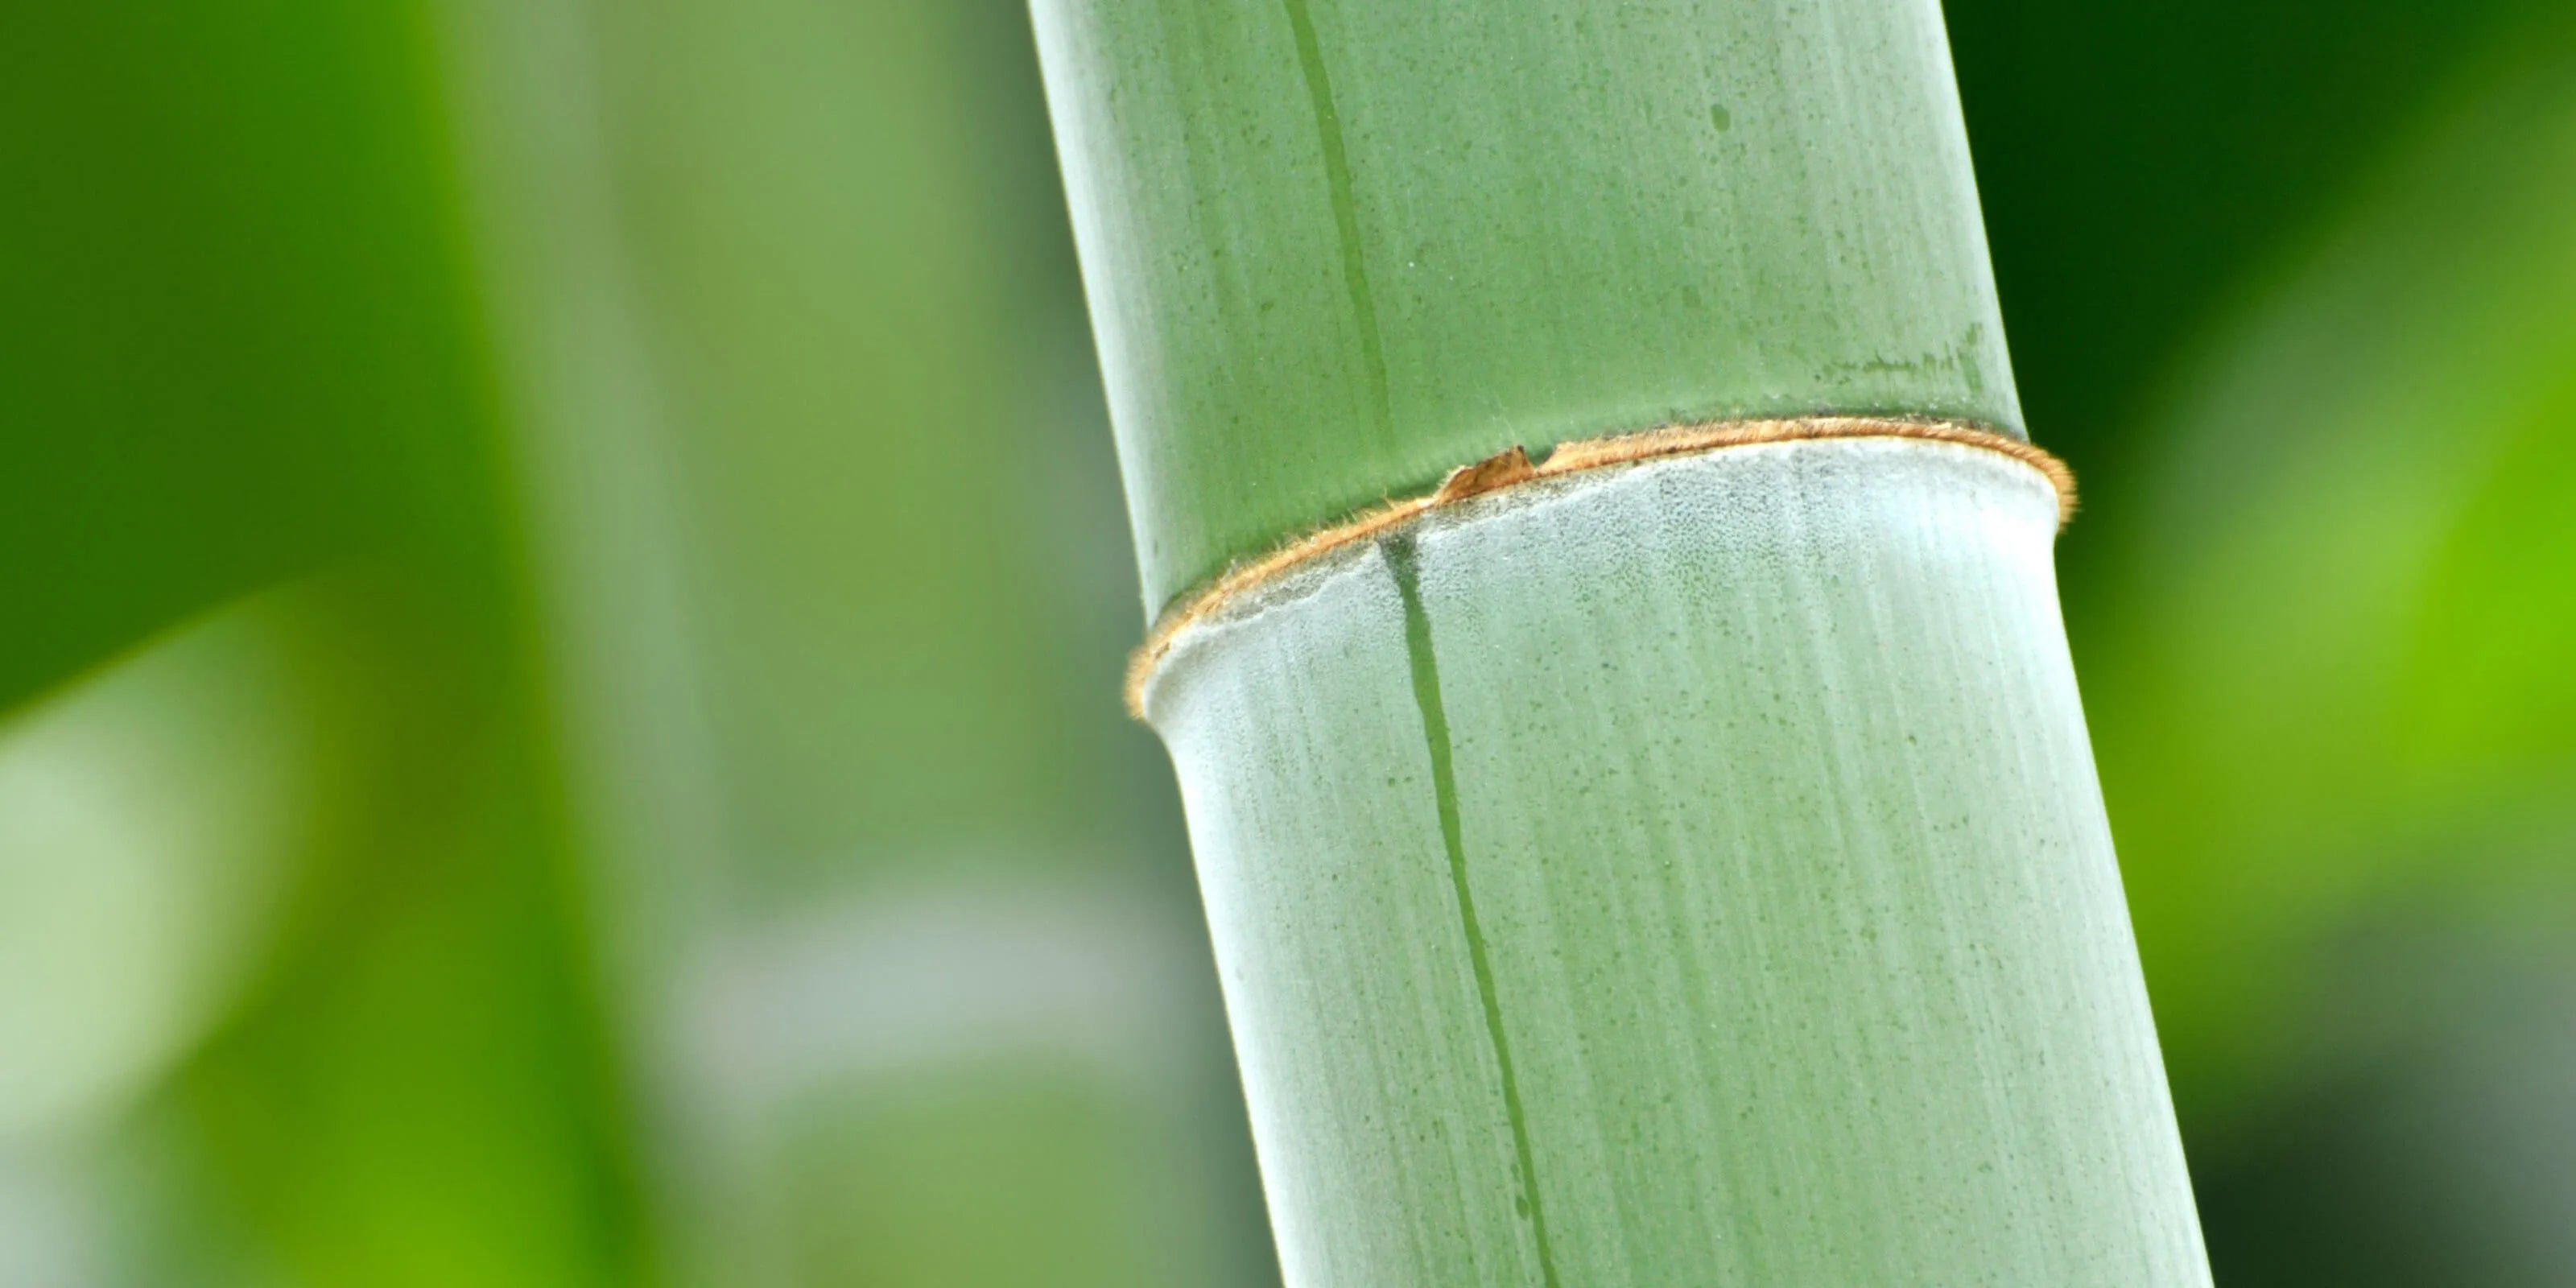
xmin=2096 ymin=31 xmax=2576 ymax=1092
xmin=2 ymin=2 xmax=638 ymax=1286
xmin=2076 ymin=29 xmax=2576 ymax=1284
xmin=1 ymin=0 xmax=2572 ymax=1282
xmin=1946 ymin=0 xmax=2553 ymax=472
xmin=1 ymin=587 xmax=390 ymax=1149
xmin=0 ymin=3 xmax=506 ymax=701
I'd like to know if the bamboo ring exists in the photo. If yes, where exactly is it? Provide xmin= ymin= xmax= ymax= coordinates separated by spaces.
xmin=1125 ymin=416 xmax=2074 ymax=720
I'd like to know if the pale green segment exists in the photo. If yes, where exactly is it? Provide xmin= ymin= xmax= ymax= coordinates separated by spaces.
xmin=1150 ymin=440 xmax=2204 ymax=1286
xmin=1032 ymin=0 xmax=2022 ymax=615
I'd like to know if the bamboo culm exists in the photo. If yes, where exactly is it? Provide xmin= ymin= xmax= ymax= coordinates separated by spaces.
xmin=1033 ymin=0 xmax=2211 ymax=1282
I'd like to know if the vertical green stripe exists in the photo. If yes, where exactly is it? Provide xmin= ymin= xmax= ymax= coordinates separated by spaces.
xmin=1278 ymin=0 xmax=1394 ymax=452
xmin=1387 ymin=534 xmax=1561 ymax=1287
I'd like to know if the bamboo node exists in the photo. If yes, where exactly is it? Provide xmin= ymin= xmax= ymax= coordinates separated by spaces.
xmin=1124 ymin=416 xmax=2074 ymax=720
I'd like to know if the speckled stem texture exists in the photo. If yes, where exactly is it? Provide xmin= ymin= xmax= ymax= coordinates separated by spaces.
xmin=1147 ymin=440 xmax=2204 ymax=1284
xmin=1034 ymin=0 xmax=2024 ymax=618
xmin=1031 ymin=0 xmax=2209 ymax=1282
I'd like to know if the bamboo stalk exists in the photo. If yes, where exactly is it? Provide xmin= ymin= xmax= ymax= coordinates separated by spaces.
xmin=1033 ymin=0 xmax=2209 ymax=1282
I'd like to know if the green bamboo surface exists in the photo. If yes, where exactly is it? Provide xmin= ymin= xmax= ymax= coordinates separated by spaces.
xmin=1146 ymin=442 xmax=2203 ymax=1283
xmin=1032 ymin=0 xmax=2022 ymax=613
xmin=1036 ymin=0 xmax=2208 ymax=1282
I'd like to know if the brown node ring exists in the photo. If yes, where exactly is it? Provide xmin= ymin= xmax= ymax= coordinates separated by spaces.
xmin=1124 ymin=416 xmax=2075 ymax=720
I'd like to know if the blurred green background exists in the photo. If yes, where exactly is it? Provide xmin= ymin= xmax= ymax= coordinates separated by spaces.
xmin=1 ymin=1 xmax=2570 ymax=1284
